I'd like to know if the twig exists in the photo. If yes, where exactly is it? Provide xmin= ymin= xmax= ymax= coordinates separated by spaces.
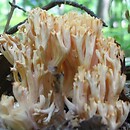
xmin=42 ymin=0 xmax=107 ymax=27
xmin=9 ymin=1 xmax=26 ymax=13
xmin=6 ymin=0 xmax=107 ymax=34
xmin=4 ymin=0 xmax=16 ymax=33
xmin=6 ymin=19 xmax=27 ymax=34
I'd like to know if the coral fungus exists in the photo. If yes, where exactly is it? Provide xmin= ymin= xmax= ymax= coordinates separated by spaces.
xmin=0 ymin=8 xmax=129 ymax=130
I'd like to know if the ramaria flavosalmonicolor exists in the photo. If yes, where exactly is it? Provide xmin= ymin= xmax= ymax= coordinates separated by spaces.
xmin=0 ymin=8 xmax=129 ymax=130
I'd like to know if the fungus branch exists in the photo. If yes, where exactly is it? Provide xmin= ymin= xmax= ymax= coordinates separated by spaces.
xmin=6 ymin=0 xmax=107 ymax=34
xmin=0 ymin=7 xmax=129 ymax=130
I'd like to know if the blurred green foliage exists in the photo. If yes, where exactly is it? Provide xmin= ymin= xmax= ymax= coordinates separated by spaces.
xmin=102 ymin=0 xmax=130 ymax=56
xmin=125 ymin=10 xmax=130 ymax=35
xmin=0 ymin=0 xmax=130 ymax=56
